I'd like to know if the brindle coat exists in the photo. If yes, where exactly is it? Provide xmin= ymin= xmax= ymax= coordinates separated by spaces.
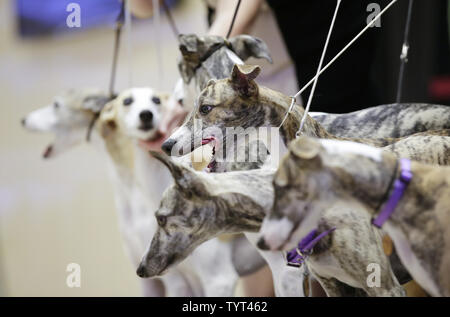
xmin=136 ymin=152 xmax=404 ymax=296
xmin=264 ymin=137 xmax=450 ymax=296
xmin=163 ymin=64 xmax=450 ymax=169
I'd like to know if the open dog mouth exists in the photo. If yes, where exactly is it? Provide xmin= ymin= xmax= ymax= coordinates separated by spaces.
xmin=201 ymin=137 xmax=218 ymax=172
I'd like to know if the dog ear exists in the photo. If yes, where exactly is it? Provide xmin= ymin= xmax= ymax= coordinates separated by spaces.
xmin=206 ymin=79 xmax=217 ymax=88
xmin=289 ymin=137 xmax=322 ymax=161
xmin=178 ymin=34 xmax=200 ymax=84
xmin=150 ymin=151 xmax=209 ymax=197
xmin=99 ymin=100 xmax=118 ymax=137
xmin=231 ymin=64 xmax=261 ymax=97
xmin=229 ymin=35 xmax=273 ymax=64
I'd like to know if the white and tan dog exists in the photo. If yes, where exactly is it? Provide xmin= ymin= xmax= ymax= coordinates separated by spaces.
xmin=22 ymin=88 xmax=238 ymax=296
xmin=260 ymin=136 xmax=450 ymax=296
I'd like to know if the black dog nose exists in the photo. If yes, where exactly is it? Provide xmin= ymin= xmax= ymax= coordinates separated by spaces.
xmin=21 ymin=117 xmax=26 ymax=126
xmin=139 ymin=110 xmax=153 ymax=123
xmin=136 ymin=264 xmax=149 ymax=278
xmin=257 ymin=237 xmax=270 ymax=251
xmin=162 ymin=139 xmax=177 ymax=155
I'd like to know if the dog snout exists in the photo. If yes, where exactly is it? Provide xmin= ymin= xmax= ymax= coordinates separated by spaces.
xmin=139 ymin=110 xmax=153 ymax=124
xmin=256 ymin=237 xmax=270 ymax=251
xmin=136 ymin=263 xmax=149 ymax=278
xmin=162 ymin=139 xmax=177 ymax=155
xmin=21 ymin=117 xmax=26 ymax=126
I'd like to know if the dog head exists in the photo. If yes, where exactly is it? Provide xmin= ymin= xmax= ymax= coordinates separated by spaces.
xmin=178 ymin=34 xmax=272 ymax=88
xmin=22 ymin=89 xmax=109 ymax=159
xmin=136 ymin=151 xmax=271 ymax=278
xmin=136 ymin=151 xmax=219 ymax=278
xmin=99 ymin=87 xmax=179 ymax=151
xmin=162 ymin=64 xmax=267 ymax=162
xmin=258 ymin=136 xmax=390 ymax=251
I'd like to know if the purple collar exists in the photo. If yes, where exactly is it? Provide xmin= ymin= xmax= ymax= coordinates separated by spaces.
xmin=286 ymin=227 xmax=336 ymax=267
xmin=372 ymin=158 xmax=413 ymax=228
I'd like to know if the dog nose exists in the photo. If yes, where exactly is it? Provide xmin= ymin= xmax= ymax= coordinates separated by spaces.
xmin=256 ymin=237 xmax=270 ymax=251
xmin=21 ymin=117 xmax=26 ymax=126
xmin=136 ymin=264 xmax=149 ymax=278
xmin=162 ymin=139 xmax=177 ymax=155
xmin=139 ymin=110 xmax=153 ymax=123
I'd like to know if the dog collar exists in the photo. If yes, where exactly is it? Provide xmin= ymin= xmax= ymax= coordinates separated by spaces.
xmin=193 ymin=41 xmax=234 ymax=73
xmin=372 ymin=158 xmax=413 ymax=228
xmin=286 ymin=227 xmax=336 ymax=267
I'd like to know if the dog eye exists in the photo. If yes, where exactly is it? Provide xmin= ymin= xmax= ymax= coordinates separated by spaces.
xmin=156 ymin=215 xmax=167 ymax=227
xmin=123 ymin=97 xmax=133 ymax=106
xmin=178 ymin=99 xmax=184 ymax=107
xmin=199 ymin=105 xmax=213 ymax=115
xmin=152 ymin=96 xmax=161 ymax=105
xmin=53 ymin=102 xmax=60 ymax=109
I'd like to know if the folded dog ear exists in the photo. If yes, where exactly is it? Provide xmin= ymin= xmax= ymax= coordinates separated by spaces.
xmin=289 ymin=137 xmax=322 ymax=161
xmin=273 ymin=159 xmax=290 ymax=188
xmin=229 ymin=35 xmax=273 ymax=64
xmin=99 ymin=100 xmax=118 ymax=137
xmin=231 ymin=64 xmax=261 ymax=97
xmin=178 ymin=34 xmax=200 ymax=84
xmin=150 ymin=151 xmax=209 ymax=197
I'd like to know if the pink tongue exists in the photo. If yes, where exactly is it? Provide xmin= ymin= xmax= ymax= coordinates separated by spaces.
xmin=202 ymin=138 xmax=214 ymax=145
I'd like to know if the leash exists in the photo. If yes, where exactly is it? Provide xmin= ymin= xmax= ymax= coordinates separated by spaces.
xmin=86 ymin=0 xmax=126 ymax=142
xmin=162 ymin=0 xmax=180 ymax=38
xmin=286 ymin=227 xmax=336 ymax=297
xmin=279 ymin=0 xmax=399 ymax=134
xmin=297 ymin=0 xmax=341 ymax=136
xmin=226 ymin=0 xmax=242 ymax=39
xmin=372 ymin=158 xmax=412 ymax=228
xmin=286 ymin=227 xmax=336 ymax=268
xmin=395 ymin=0 xmax=414 ymax=103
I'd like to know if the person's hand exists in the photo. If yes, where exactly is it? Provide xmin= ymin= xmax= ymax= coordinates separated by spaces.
xmin=208 ymin=0 xmax=263 ymax=37
xmin=129 ymin=0 xmax=159 ymax=19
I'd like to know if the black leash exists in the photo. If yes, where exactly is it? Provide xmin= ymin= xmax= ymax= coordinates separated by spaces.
xmin=226 ymin=0 xmax=242 ymax=39
xmin=86 ymin=1 xmax=125 ymax=142
xmin=395 ymin=0 xmax=414 ymax=103
xmin=162 ymin=0 xmax=180 ymax=38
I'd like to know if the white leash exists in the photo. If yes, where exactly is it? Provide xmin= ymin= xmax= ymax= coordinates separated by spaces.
xmin=297 ymin=0 xmax=341 ymax=136
xmin=279 ymin=0 xmax=399 ymax=135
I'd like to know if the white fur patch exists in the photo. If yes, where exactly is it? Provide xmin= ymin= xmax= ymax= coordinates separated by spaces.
xmin=259 ymin=217 xmax=294 ymax=250
xmin=319 ymin=138 xmax=382 ymax=162
xmin=225 ymin=49 xmax=244 ymax=66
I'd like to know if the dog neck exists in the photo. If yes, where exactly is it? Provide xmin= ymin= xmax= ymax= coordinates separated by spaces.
xmin=257 ymin=86 xmax=332 ymax=143
xmin=95 ymin=123 xmax=135 ymax=184
xmin=204 ymin=169 xmax=275 ymax=234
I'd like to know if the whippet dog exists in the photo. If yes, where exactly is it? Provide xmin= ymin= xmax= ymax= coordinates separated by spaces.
xmin=162 ymin=64 xmax=450 ymax=170
xmin=161 ymin=64 xmax=449 ymax=294
xmin=173 ymin=34 xmax=276 ymax=278
xmin=22 ymin=88 xmax=237 ymax=296
xmin=136 ymin=152 xmax=306 ymax=296
xmin=259 ymin=136 xmax=450 ymax=296
xmin=176 ymin=35 xmax=450 ymax=140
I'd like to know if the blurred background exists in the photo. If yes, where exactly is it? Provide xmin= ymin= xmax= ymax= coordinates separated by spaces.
xmin=0 ymin=0 xmax=449 ymax=296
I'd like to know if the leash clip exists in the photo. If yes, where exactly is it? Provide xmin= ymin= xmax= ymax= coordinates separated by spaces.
xmin=400 ymin=43 xmax=409 ymax=63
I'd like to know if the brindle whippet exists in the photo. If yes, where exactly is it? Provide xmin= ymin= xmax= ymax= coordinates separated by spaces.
xmin=259 ymin=136 xmax=450 ymax=296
